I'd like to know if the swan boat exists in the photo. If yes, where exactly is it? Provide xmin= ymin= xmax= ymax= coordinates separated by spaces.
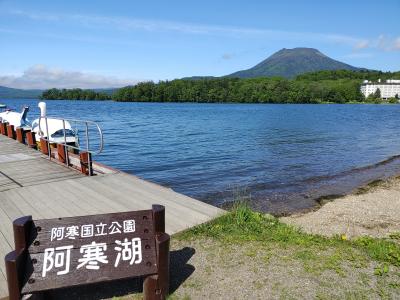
xmin=0 ymin=106 xmax=31 ymax=129
xmin=0 ymin=102 xmax=79 ymax=149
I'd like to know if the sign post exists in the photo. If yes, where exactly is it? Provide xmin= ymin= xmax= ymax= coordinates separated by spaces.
xmin=4 ymin=205 xmax=170 ymax=300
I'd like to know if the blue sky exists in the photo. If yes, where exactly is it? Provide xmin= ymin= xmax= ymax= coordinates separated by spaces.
xmin=1 ymin=0 xmax=399 ymax=89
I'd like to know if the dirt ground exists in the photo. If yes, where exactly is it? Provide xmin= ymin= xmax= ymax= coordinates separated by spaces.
xmin=163 ymin=177 xmax=400 ymax=299
xmin=166 ymin=239 xmax=400 ymax=300
xmin=281 ymin=177 xmax=400 ymax=238
xmin=96 ymin=237 xmax=399 ymax=300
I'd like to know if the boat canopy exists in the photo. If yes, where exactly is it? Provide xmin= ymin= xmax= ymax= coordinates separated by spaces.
xmin=31 ymin=118 xmax=74 ymax=138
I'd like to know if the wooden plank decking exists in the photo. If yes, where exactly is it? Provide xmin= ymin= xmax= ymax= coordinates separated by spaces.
xmin=0 ymin=134 xmax=224 ymax=298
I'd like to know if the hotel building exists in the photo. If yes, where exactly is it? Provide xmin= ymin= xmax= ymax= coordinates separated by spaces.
xmin=360 ymin=79 xmax=400 ymax=99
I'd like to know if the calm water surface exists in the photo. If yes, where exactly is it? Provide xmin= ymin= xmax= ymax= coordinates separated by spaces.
xmin=3 ymin=99 xmax=400 ymax=214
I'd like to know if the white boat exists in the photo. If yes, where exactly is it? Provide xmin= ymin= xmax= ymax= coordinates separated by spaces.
xmin=0 ymin=101 xmax=79 ymax=148
xmin=0 ymin=106 xmax=31 ymax=129
xmin=31 ymin=102 xmax=79 ymax=146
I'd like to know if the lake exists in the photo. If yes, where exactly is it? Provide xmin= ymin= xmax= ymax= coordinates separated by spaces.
xmin=3 ymin=99 xmax=400 ymax=214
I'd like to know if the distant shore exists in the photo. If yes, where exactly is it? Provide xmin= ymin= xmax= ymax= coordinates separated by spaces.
xmin=6 ymin=98 xmax=400 ymax=105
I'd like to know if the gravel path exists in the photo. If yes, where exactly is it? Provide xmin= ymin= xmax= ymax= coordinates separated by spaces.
xmin=281 ymin=177 xmax=400 ymax=238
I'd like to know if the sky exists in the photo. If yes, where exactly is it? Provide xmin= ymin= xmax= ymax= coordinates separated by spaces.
xmin=0 ymin=0 xmax=400 ymax=89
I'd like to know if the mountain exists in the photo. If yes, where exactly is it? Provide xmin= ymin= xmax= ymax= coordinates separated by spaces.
xmin=181 ymin=76 xmax=218 ymax=81
xmin=0 ymin=86 xmax=43 ymax=99
xmin=226 ymin=48 xmax=362 ymax=79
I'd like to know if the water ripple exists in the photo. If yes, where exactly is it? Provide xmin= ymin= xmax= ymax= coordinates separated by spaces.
xmin=4 ymin=100 xmax=400 ymax=214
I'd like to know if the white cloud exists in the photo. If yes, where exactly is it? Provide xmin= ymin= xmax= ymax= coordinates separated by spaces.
xmin=9 ymin=9 xmax=400 ymax=55
xmin=394 ymin=37 xmax=400 ymax=50
xmin=6 ymin=9 xmax=375 ymax=48
xmin=11 ymin=9 xmax=400 ymax=53
xmin=0 ymin=65 xmax=140 ymax=89
xmin=377 ymin=35 xmax=400 ymax=51
xmin=342 ymin=52 xmax=374 ymax=59
xmin=221 ymin=53 xmax=234 ymax=60
xmin=354 ymin=40 xmax=369 ymax=50
xmin=352 ymin=35 xmax=400 ymax=52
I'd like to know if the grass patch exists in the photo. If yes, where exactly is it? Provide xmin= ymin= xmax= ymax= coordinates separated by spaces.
xmin=175 ymin=203 xmax=400 ymax=269
xmin=115 ymin=203 xmax=400 ymax=299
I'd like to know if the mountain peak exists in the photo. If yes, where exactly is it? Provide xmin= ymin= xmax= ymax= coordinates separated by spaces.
xmin=227 ymin=47 xmax=360 ymax=79
xmin=278 ymin=47 xmax=319 ymax=52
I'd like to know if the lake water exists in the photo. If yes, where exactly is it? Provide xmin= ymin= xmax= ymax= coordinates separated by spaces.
xmin=3 ymin=99 xmax=400 ymax=214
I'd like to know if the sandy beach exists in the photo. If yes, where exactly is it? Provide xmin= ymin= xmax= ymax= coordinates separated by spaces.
xmin=281 ymin=176 xmax=400 ymax=238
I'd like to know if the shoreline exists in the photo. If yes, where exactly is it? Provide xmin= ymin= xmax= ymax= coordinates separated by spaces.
xmin=4 ymin=97 xmax=400 ymax=105
xmin=19 ymin=99 xmax=400 ymax=105
xmin=217 ymin=153 xmax=400 ymax=218
xmin=280 ymin=175 xmax=400 ymax=238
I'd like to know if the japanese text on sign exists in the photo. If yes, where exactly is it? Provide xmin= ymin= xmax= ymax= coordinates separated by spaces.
xmin=50 ymin=219 xmax=136 ymax=241
xmin=42 ymin=219 xmax=142 ymax=277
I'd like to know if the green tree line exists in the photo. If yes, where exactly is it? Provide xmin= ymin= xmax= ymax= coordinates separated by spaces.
xmin=40 ymin=88 xmax=111 ymax=100
xmin=296 ymin=69 xmax=400 ymax=81
xmin=41 ymin=70 xmax=400 ymax=103
xmin=111 ymin=77 xmax=363 ymax=104
xmin=112 ymin=70 xmax=400 ymax=103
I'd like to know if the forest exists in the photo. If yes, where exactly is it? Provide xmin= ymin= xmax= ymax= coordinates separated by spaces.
xmin=41 ymin=70 xmax=400 ymax=103
xmin=40 ymin=88 xmax=111 ymax=101
xmin=111 ymin=70 xmax=400 ymax=103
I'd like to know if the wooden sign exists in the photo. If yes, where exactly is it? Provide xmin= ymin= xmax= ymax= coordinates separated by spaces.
xmin=5 ymin=205 xmax=170 ymax=300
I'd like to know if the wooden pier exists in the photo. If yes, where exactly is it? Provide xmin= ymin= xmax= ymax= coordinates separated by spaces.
xmin=0 ymin=133 xmax=224 ymax=298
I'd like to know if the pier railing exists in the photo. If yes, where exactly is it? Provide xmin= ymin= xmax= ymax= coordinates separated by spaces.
xmin=38 ymin=116 xmax=104 ymax=175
